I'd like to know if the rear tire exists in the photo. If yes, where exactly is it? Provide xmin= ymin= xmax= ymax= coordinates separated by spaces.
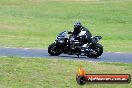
xmin=87 ymin=43 xmax=103 ymax=58
xmin=48 ymin=43 xmax=61 ymax=56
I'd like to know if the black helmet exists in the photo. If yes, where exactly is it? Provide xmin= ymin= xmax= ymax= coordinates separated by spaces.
xmin=74 ymin=22 xmax=82 ymax=29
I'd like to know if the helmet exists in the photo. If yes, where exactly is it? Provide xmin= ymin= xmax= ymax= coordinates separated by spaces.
xmin=74 ymin=22 xmax=82 ymax=29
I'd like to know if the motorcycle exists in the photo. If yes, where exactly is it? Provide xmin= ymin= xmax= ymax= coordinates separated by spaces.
xmin=48 ymin=31 xmax=103 ymax=58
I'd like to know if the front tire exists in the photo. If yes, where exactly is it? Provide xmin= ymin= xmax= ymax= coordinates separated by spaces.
xmin=48 ymin=43 xmax=61 ymax=56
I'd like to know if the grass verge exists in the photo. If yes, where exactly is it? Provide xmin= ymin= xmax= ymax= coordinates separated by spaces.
xmin=0 ymin=56 xmax=131 ymax=88
xmin=0 ymin=0 xmax=132 ymax=52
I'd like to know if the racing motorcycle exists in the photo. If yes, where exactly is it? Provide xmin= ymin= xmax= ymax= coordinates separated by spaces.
xmin=48 ymin=31 xmax=103 ymax=58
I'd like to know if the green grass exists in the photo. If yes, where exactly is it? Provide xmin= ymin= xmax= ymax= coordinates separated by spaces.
xmin=0 ymin=0 xmax=132 ymax=52
xmin=0 ymin=1 xmax=131 ymax=88
xmin=0 ymin=56 xmax=131 ymax=88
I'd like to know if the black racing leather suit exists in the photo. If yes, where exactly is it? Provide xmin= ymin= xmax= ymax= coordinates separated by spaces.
xmin=69 ymin=27 xmax=92 ymax=45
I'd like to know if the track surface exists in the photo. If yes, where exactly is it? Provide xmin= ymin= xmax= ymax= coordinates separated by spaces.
xmin=0 ymin=47 xmax=132 ymax=63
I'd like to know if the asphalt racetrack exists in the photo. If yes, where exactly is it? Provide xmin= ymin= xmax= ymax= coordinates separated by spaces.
xmin=0 ymin=47 xmax=132 ymax=63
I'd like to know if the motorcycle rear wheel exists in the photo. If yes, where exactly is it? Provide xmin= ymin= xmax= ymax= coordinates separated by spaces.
xmin=87 ymin=43 xmax=103 ymax=58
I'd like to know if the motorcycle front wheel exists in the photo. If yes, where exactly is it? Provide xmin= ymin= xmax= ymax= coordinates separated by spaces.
xmin=48 ymin=43 xmax=62 ymax=56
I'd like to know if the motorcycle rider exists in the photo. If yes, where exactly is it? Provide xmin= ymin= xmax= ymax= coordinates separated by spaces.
xmin=68 ymin=22 xmax=92 ymax=45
